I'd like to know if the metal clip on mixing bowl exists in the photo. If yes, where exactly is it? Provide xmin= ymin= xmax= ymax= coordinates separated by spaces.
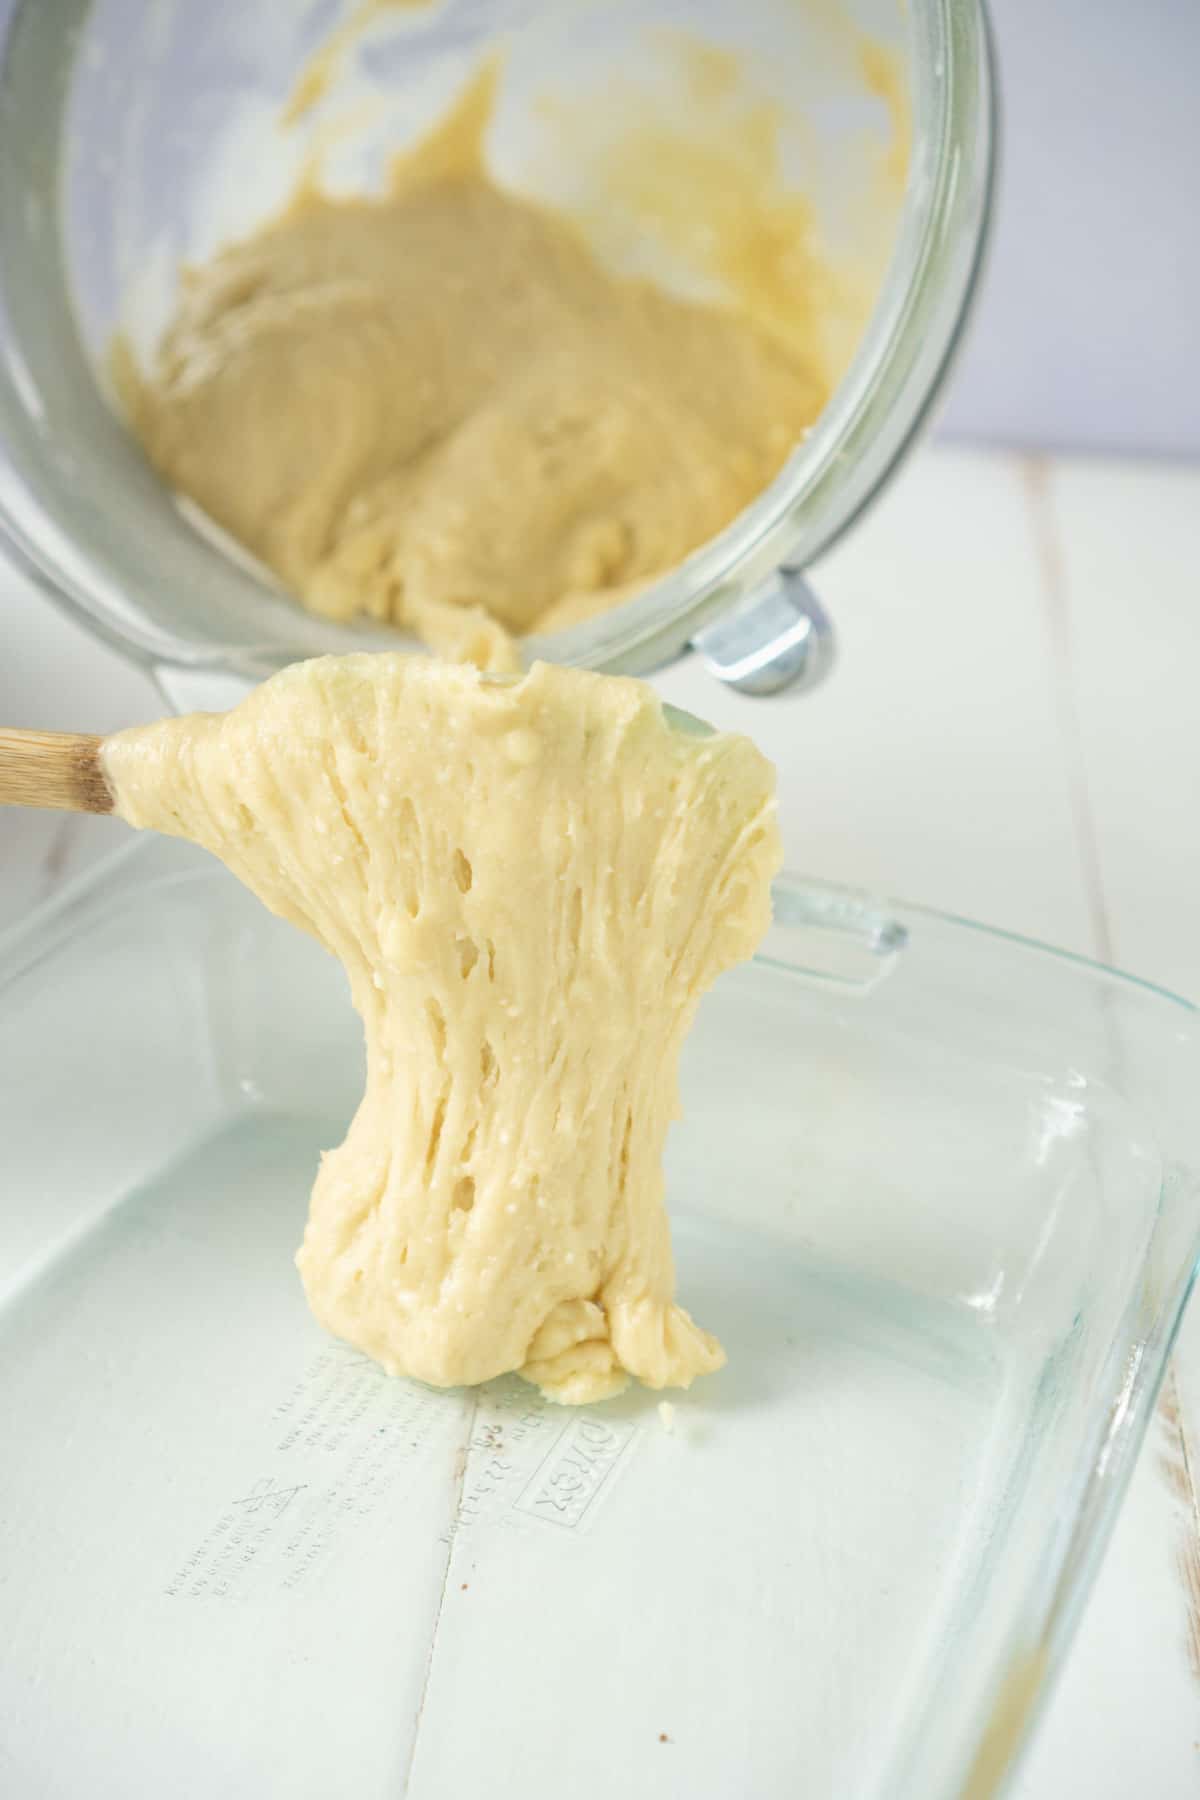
xmin=691 ymin=569 xmax=835 ymax=697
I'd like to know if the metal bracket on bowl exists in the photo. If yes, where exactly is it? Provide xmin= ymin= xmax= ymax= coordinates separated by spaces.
xmin=691 ymin=567 xmax=834 ymax=697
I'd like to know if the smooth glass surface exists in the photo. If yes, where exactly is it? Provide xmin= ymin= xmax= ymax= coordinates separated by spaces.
xmin=2 ymin=839 xmax=1197 ymax=1799
xmin=0 ymin=0 xmax=993 ymax=682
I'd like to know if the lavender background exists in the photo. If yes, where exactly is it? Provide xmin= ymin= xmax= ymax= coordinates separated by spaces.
xmin=940 ymin=0 xmax=1199 ymax=458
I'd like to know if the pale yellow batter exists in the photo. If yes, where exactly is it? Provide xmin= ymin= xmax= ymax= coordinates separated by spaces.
xmin=115 ymin=67 xmax=826 ymax=671
xmin=103 ymin=656 xmax=781 ymax=1401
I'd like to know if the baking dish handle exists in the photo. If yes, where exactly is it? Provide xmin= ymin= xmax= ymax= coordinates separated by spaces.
xmin=760 ymin=877 xmax=908 ymax=991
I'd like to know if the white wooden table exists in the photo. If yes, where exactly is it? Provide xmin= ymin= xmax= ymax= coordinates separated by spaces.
xmin=2 ymin=442 xmax=1199 ymax=1792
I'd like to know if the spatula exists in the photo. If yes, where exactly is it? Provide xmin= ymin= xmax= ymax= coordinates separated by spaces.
xmin=0 ymin=730 xmax=112 ymax=813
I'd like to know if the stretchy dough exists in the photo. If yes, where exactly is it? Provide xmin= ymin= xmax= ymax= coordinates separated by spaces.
xmin=103 ymin=657 xmax=781 ymax=1401
xmin=114 ymin=66 xmax=825 ymax=670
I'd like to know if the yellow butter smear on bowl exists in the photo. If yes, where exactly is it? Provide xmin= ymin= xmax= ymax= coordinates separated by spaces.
xmin=103 ymin=656 xmax=781 ymax=1402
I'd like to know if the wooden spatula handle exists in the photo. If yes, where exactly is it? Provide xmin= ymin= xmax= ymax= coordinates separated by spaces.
xmin=0 ymin=729 xmax=112 ymax=813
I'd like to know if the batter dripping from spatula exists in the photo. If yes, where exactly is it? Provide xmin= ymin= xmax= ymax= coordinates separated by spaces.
xmin=98 ymin=656 xmax=780 ymax=1401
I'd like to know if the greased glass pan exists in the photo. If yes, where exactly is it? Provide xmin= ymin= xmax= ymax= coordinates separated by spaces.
xmin=1 ymin=836 xmax=1198 ymax=1800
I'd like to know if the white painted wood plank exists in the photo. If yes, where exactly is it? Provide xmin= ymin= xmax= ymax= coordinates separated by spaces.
xmin=1046 ymin=455 xmax=1200 ymax=1004
xmin=656 ymin=445 xmax=1096 ymax=954
xmin=1038 ymin=452 xmax=1200 ymax=1792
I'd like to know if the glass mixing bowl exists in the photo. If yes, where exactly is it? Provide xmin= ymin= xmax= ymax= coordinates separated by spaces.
xmin=0 ymin=0 xmax=993 ymax=705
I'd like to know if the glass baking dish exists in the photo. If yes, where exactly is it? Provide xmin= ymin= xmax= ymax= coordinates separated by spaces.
xmin=2 ymin=835 xmax=1197 ymax=1800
